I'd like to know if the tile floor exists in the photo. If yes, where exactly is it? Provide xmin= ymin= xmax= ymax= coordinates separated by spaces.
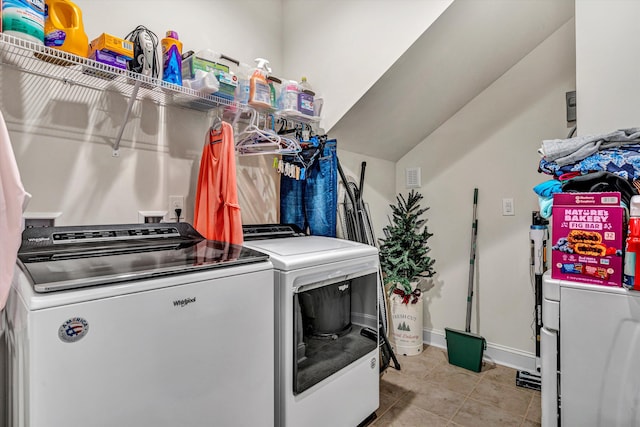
xmin=370 ymin=345 xmax=541 ymax=427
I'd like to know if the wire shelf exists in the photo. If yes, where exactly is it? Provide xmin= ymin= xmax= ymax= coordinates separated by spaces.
xmin=0 ymin=33 xmax=323 ymax=156
xmin=0 ymin=33 xmax=246 ymax=155
xmin=0 ymin=33 xmax=239 ymax=111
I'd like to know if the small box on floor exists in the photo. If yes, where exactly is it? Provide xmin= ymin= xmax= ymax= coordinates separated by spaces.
xmin=551 ymin=192 xmax=624 ymax=287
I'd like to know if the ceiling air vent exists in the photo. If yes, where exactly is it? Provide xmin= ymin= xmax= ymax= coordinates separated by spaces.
xmin=405 ymin=167 xmax=421 ymax=188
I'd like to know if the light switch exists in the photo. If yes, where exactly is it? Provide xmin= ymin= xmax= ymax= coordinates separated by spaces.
xmin=502 ymin=198 xmax=515 ymax=216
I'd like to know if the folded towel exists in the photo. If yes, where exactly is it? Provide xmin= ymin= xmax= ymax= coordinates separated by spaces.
xmin=539 ymin=196 xmax=553 ymax=219
xmin=533 ymin=180 xmax=562 ymax=198
xmin=540 ymin=128 xmax=640 ymax=166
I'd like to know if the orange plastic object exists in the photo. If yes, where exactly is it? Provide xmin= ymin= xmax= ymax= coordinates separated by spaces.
xmin=44 ymin=0 xmax=89 ymax=57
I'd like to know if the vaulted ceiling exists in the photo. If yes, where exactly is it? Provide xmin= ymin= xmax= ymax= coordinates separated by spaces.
xmin=330 ymin=0 xmax=575 ymax=162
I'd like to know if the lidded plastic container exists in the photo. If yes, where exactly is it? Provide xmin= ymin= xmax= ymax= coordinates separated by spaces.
xmin=279 ymin=79 xmax=299 ymax=112
xmin=44 ymin=0 xmax=88 ymax=57
xmin=235 ymin=62 xmax=251 ymax=105
xmin=2 ymin=0 xmax=45 ymax=45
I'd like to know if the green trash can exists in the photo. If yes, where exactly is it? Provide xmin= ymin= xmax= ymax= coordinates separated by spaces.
xmin=445 ymin=328 xmax=486 ymax=373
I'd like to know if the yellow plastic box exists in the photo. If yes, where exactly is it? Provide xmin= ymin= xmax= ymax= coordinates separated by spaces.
xmin=89 ymin=33 xmax=134 ymax=60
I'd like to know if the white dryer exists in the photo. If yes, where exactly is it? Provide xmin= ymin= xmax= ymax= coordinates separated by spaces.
xmin=244 ymin=225 xmax=380 ymax=427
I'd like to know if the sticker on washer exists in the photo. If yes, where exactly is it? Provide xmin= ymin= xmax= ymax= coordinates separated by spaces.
xmin=58 ymin=317 xmax=89 ymax=343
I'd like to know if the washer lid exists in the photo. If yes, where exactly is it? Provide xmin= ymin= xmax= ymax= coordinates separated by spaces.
xmin=543 ymin=271 xmax=629 ymax=303
xmin=244 ymin=236 xmax=378 ymax=271
xmin=17 ymin=223 xmax=269 ymax=292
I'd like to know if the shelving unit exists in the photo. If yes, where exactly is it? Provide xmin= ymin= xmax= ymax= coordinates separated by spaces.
xmin=0 ymin=33 xmax=242 ymax=156
xmin=0 ymin=33 xmax=323 ymax=157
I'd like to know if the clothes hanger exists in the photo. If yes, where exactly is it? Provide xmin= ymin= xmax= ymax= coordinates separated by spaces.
xmin=234 ymin=110 xmax=301 ymax=156
xmin=208 ymin=107 xmax=224 ymax=144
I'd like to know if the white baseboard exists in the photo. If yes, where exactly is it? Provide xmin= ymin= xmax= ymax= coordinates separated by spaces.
xmin=423 ymin=328 xmax=537 ymax=372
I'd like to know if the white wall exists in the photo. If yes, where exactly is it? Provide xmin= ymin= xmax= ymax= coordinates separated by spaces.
xmin=6 ymin=0 xmax=450 ymax=227
xmin=281 ymin=0 xmax=453 ymax=132
xmin=3 ymin=0 xmax=580 ymax=367
xmin=4 ymin=0 xmax=282 ymax=226
xmin=396 ymin=20 xmax=576 ymax=361
xmin=575 ymin=0 xmax=640 ymax=136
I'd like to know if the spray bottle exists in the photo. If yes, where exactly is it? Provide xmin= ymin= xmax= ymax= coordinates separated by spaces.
xmin=161 ymin=30 xmax=182 ymax=85
xmin=624 ymin=195 xmax=640 ymax=290
xmin=249 ymin=58 xmax=272 ymax=109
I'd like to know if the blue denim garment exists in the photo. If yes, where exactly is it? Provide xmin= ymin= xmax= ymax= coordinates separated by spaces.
xmin=280 ymin=139 xmax=337 ymax=237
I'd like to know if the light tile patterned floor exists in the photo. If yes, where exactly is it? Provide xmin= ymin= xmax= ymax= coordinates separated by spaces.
xmin=371 ymin=345 xmax=541 ymax=427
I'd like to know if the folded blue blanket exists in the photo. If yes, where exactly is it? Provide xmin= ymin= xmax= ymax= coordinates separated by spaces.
xmin=539 ymin=144 xmax=640 ymax=181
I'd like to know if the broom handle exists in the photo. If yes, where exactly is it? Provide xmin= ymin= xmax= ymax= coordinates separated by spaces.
xmin=465 ymin=189 xmax=479 ymax=333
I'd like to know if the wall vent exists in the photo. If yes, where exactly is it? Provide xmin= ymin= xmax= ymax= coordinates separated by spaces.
xmin=405 ymin=167 xmax=421 ymax=188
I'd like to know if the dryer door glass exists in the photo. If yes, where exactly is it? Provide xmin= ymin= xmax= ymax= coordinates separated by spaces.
xmin=293 ymin=272 xmax=377 ymax=394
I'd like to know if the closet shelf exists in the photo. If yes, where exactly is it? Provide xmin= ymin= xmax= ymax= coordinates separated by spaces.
xmin=0 ymin=33 xmax=243 ymax=156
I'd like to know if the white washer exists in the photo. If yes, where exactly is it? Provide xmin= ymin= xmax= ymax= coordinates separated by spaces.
xmin=244 ymin=232 xmax=380 ymax=427
xmin=3 ymin=223 xmax=274 ymax=427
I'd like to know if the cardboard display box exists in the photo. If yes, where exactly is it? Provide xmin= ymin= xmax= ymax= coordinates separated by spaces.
xmin=551 ymin=192 xmax=624 ymax=287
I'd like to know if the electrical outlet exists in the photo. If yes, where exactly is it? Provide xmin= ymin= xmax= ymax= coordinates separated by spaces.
xmin=169 ymin=196 xmax=185 ymax=220
xmin=502 ymin=198 xmax=515 ymax=216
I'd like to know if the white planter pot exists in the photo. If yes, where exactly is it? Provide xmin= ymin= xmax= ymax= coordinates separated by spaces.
xmin=390 ymin=297 xmax=423 ymax=356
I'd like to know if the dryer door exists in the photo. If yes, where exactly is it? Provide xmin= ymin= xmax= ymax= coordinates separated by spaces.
xmin=293 ymin=272 xmax=378 ymax=395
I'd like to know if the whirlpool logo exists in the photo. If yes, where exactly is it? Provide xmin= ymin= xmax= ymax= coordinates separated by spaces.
xmin=173 ymin=297 xmax=196 ymax=307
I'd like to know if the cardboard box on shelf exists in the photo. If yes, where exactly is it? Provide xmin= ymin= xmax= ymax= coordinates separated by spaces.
xmin=89 ymin=33 xmax=134 ymax=60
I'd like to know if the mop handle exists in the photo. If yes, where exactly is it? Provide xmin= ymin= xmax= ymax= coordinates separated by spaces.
xmin=465 ymin=188 xmax=479 ymax=333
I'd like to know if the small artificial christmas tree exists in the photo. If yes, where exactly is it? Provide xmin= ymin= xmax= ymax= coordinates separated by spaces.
xmin=379 ymin=190 xmax=436 ymax=304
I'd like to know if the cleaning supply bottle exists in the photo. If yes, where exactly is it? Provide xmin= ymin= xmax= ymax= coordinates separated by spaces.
xmin=249 ymin=58 xmax=272 ymax=109
xmin=267 ymin=75 xmax=281 ymax=110
xmin=624 ymin=196 xmax=640 ymax=289
xmin=298 ymin=76 xmax=315 ymax=116
xmin=279 ymin=79 xmax=299 ymax=112
xmin=2 ymin=0 xmax=45 ymax=45
xmin=624 ymin=195 xmax=640 ymax=290
xmin=161 ymin=30 xmax=182 ymax=85
xmin=235 ymin=62 xmax=251 ymax=105
xmin=43 ymin=0 xmax=88 ymax=57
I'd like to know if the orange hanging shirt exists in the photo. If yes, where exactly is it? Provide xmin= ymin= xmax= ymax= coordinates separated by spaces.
xmin=194 ymin=121 xmax=243 ymax=245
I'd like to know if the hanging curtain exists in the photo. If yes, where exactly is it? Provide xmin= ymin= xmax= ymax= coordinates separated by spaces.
xmin=0 ymin=110 xmax=30 ymax=310
xmin=194 ymin=121 xmax=243 ymax=245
